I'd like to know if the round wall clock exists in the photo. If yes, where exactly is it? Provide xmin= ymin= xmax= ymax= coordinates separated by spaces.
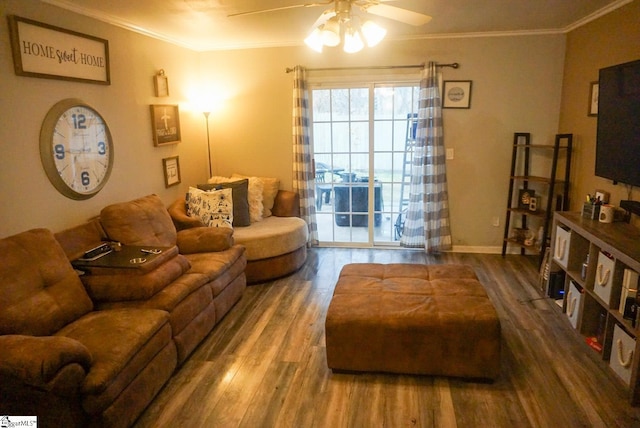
xmin=40 ymin=98 xmax=114 ymax=200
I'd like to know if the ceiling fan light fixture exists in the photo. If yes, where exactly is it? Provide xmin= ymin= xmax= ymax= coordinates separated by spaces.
xmin=304 ymin=27 xmax=324 ymax=52
xmin=361 ymin=20 xmax=386 ymax=47
xmin=343 ymin=25 xmax=364 ymax=53
xmin=320 ymin=17 xmax=341 ymax=47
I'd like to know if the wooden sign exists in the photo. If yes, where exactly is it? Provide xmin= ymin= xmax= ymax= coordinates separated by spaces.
xmin=8 ymin=15 xmax=110 ymax=85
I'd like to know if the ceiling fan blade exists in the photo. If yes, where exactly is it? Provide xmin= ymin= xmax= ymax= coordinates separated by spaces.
xmin=363 ymin=4 xmax=432 ymax=26
xmin=228 ymin=2 xmax=330 ymax=18
xmin=309 ymin=9 xmax=337 ymax=29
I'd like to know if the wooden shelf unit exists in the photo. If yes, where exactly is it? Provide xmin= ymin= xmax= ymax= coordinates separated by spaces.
xmin=502 ymin=133 xmax=573 ymax=266
xmin=550 ymin=211 xmax=640 ymax=405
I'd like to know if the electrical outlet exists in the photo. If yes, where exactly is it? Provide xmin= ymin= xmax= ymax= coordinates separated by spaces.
xmin=492 ymin=216 xmax=500 ymax=227
xmin=446 ymin=148 xmax=454 ymax=160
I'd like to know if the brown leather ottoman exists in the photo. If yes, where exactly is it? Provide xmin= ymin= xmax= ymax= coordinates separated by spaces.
xmin=325 ymin=263 xmax=501 ymax=380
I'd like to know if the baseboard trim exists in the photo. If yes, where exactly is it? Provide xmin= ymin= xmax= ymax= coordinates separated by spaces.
xmin=450 ymin=246 xmax=503 ymax=254
xmin=316 ymin=243 xmax=538 ymax=255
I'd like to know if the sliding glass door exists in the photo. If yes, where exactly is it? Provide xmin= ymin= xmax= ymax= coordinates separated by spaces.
xmin=311 ymin=83 xmax=419 ymax=245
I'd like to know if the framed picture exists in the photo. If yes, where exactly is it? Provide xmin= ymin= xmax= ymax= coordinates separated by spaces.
xmin=150 ymin=104 xmax=181 ymax=146
xmin=442 ymin=80 xmax=472 ymax=109
xmin=153 ymin=70 xmax=169 ymax=97
xmin=588 ymin=81 xmax=599 ymax=116
xmin=518 ymin=189 xmax=535 ymax=210
xmin=7 ymin=15 xmax=110 ymax=84
xmin=163 ymin=156 xmax=181 ymax=187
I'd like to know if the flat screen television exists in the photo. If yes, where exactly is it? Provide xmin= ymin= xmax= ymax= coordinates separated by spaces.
xmin=595 ymin=59 xmax=640 ymax=187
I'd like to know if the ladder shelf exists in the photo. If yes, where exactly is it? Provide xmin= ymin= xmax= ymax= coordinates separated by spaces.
xmin=501 ymin=132 xmax=573 ymax=266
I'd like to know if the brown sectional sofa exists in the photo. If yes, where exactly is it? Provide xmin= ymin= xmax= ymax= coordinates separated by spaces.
xmin=0 ymin=194 xmax=247 ymax=427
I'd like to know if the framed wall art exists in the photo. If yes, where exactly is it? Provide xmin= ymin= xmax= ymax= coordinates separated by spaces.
xmin=154 ymin=69 xmax=169 ymax=97
xmin=150 ymin=104 xmax=181 ymax=146
xmin=7 ymin=15 xmax=110 ymax=84
xmin=518 ymin=189 xmax=535 ymax=210
xmin=442 ymin=80 xmax=472 ymax=109
xmin=163 ymin=156 xmax=181 ymax=187
xmin=588 ymin=81 xmax=599 ymax=117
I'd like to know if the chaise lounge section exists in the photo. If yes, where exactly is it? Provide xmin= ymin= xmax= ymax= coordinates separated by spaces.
xmin=169 ymin=189 xmax=308 ymax=284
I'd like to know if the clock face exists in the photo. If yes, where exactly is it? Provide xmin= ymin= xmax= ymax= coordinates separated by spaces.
xmin=40 ymin=99 xmax=114 ymax=200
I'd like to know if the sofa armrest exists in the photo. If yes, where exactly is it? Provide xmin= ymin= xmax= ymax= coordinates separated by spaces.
xmin=271 ymin=190 xmax=300 ymax=218
xmin=168 ymin=198 xmax=204 ymax=231
xmin=0 ymin=335 xmax=92 ymax=396
xmin=176 ymin=227 xmax=234 ymax=254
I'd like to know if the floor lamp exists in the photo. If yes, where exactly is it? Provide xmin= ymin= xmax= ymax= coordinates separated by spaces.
xmin=203 ymin=111 xmax=212 ymax=178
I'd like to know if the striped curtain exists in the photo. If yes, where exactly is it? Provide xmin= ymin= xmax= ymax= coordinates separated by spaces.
xmin=400 ymin=62 xmax=452 ymax=253
xmin=292 ymin=66 xmax=319 ymax=245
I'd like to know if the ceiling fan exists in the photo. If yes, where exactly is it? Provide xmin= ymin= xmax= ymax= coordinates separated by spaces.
xmin=228 ymin=1 xmax=432 ymax=53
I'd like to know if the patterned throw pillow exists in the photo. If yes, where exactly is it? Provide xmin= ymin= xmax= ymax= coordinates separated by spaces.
xmin=198 ymin=179 xmax=250 ymax=227
xmin=186 ymin=187 xmax=233 ymax=229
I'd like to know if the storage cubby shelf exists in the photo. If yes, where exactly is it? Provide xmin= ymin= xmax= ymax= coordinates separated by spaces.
xmin=550 ymin=211 xmax=640 ymax=405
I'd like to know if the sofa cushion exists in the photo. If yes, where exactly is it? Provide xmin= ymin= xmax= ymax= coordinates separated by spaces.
xmin=206 ymin=255 xmax=247 ymax=300
xmin=80 ymin=254 xmax=191 ymax=302
xmin=176 ymin=227 xmax=233 ymax=254
xmin=55 ymin=219 xmax=108 ymax=261
xmin=271 ymin=190 xmax=300 ymax=218
xmin=232 ymin=216 xmax=308 ymax=261
xmin=55 ymin=309 xmax=171 ymax=409
xmin=198 ymin=179 xmax=250 ymax=227
xmin=0 ymin=229 xmax=94 ymax=336
xmin=186 ymin=187 xmax=233 ymax=229
xmin=98 ymin=272 xmax=212 ymax=317
xmin=183 ymin=245 xmax=246 ymax=286
xmin=100 ymin=194 xmax=177 ymax=247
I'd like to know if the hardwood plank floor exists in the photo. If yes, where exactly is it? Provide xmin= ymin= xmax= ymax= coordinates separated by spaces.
xmin=134 ymin=248 xmax=640 ymax=427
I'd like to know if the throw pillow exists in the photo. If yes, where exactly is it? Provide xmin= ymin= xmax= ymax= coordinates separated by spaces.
xmin=232 ymin=173 xmax=279 ymax=217
xmin=210 ymin=175 xmax=264 ymax=223
xmin=207 ymin=176 xmax=232 ymax=184
xmin=198 ymin=179 xmax=250 ymax=227
xmin=186 ymin=187 xmax=233 ymax=229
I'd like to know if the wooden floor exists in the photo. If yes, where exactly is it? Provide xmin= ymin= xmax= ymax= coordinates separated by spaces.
xmin=134 ymin=248 xmax=640 ymax=427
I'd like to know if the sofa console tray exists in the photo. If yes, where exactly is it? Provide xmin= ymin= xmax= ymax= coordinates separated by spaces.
xmin=72 ymin=245 xmax=178 ymax=274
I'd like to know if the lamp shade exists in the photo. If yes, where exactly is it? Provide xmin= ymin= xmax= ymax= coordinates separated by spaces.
xmin=304 ymin=27 xmax=324 ymax=52
xmin=361 ymin=20 xmax=386 ymax=47
xmin=343 ymin=26 xmax=364 ymax=53
xmin=321 ymin=17 xmax=341 ymax=47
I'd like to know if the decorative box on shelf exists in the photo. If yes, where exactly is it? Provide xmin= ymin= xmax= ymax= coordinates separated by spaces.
xmin=518 ymin=189 xmax=536 ymax=210
xmin=582 ymin=202 xmax=601 ymax=220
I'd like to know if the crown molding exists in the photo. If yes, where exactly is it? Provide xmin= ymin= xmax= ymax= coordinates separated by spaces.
xmin=42 ymin=0 xmax=634 ymax=52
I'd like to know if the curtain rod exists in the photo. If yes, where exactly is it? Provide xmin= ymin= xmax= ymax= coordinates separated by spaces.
xmin=285 ymin=62 xmax=459 ymax=73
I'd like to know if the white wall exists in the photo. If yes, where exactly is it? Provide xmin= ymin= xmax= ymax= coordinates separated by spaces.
xmin=0 ymin=0 xmax=568 ymax=251
xmin=0 ymin=0 xmax=205 ymax=237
